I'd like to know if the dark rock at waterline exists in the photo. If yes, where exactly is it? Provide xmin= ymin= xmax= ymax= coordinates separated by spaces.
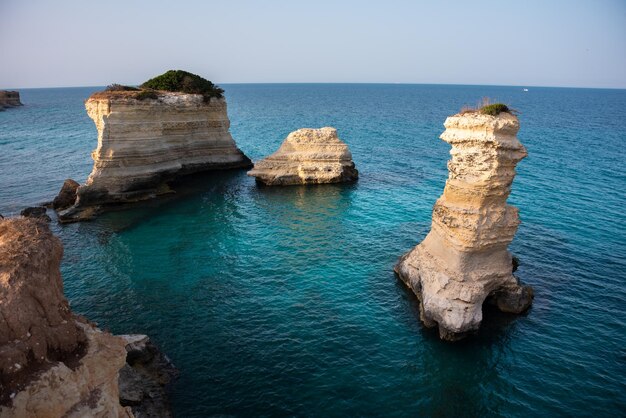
xmin=20 ymin=206 xmax=51 ymax=222
xmin=493 ymin=285 xmax=534 ymax=314
xmin=0 ymin=90 xmax=23 ymax=110
xmin=119 ymin=335 xmax=178 ymax=418
xmin=53 ymin=178 xmax=80 ymax=210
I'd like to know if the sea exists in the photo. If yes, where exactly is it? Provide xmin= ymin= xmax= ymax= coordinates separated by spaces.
xmin=1 ymin=84 xmax=625 ymax=417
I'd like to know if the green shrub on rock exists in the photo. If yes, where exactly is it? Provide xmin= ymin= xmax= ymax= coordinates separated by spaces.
xmin=140 ymin=70 xmax=224 ymax=102
xmin=105 ymin=84 xmax=139 ymax=92
xmin=480 ymin=103 xmax=511 ymax=116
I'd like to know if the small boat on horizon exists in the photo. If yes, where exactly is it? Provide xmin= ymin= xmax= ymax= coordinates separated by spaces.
xmin=523 ymin=88 xmax=529 ymax=92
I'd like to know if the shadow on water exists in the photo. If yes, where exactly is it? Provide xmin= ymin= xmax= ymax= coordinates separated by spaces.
xmin=81 ymin=169 xmax=252 ymax=235
xmin=394 ymin=273 xmax=525 ymax=417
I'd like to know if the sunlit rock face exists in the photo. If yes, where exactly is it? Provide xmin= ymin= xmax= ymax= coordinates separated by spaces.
xmin=248 ymin=127 xmax=358 ymax=185
xmin=57 ymin=91 xmax=251 ymax=222
xmin=394 ymin=112 xmax=533 ymax=341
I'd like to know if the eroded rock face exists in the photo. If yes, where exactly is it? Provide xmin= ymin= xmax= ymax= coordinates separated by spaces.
xmin=0 ymin=91 xmax=22 ymax=110
xmin=0 ymin=218 xmax=85 ymax=379
xmin=2 ymin=324 xmax=132 ymax=418
xmin=247 ymin=127 xmax=358 ymax=185
xmin=57 ymin=91 xmax=251 ymax=222
xmin=0 ymin=217 xmax=132 ymax=416
xmin=394 ymin=112 xmax=533 ymax=341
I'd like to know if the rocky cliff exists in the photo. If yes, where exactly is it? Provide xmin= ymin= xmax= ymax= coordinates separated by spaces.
xmin=0 ymin=217 xmax=131 ymax=417
xmin=248 ymin=127 xmax=358 ymax=185
xmin=394 ymin=111 xmax=533 ymax=341
xmin=57 ymin=90 xmax=251 ymax=222
xmin=0 ymin=91 xmax=23 ymax=110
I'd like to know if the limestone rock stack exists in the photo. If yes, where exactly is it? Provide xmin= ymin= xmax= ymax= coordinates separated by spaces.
xmin=0 ymin=90 xmax=23 ymax=110
xmin=394 ymin=111 xmax=533 ymax=341
xmin=57 ymin=90 xmax=251 ymax=222
xmin=0 ymin=217 xmax=131 ymax=417
xmin=248 ymin=127 xmax=358 ymax=185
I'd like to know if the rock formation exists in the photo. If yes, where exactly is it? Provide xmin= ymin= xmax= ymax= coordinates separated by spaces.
xmin=0 ymin=217 xmax=130 ymax=416
xmin=56 ymin=90 xmax=251 ymax=222
xmin=52 ymin=178 xmax=80 ymax=211
xmin=0 ymin=90 xmax=22 ymax=110
xmin=394 ymin=111 xmax=533 ymax=341
xmin=0 ymin=217 xmax=176 ymax=416
xmin=247 ymin=127 xmax=358 ymax=185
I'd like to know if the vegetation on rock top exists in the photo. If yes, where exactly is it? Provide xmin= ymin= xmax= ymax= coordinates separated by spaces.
xmin=460 ymin=98 xmax=516 ymax=116
xmin=100 ymin=71 xmax=224 ymax=102
xmin=140 ymin=70 xmax=224 ymax=101
xmin=105 ymin=84 xmax=139 ymax=92
xmin=479 ymin=103 xmax=511 ymax=116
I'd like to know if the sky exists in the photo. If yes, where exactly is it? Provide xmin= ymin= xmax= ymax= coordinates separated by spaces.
xmin=1 ymin=0 xmax=625 ymax=89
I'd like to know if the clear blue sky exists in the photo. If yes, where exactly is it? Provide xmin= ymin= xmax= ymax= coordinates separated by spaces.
xmin=1 ymin=0 xmax=625 ymax=88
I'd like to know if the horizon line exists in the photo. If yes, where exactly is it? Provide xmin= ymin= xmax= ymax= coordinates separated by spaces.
xmin=3 ymin=81 xmax=626 ymax=91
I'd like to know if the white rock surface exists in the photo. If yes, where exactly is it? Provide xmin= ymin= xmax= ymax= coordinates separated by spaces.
xmin=248 ymin=127 xmax=358 ymax=185
xmin=394 ymin=111 xmax=533 ymax=341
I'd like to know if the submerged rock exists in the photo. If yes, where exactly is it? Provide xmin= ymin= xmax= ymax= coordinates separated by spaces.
xmin=394 ymin=111 xmax=533 ymax=341
xmin=57 ymin=88 xmax=251 ymax=222
xmin=247 ymin=127 xmax=358 ymax=185
xmin=0 ymin=90 xmax=22 ymax=111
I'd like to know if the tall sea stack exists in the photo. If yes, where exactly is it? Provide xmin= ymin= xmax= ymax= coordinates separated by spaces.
xmin=394 ymin=109 xmax=533 ymax=341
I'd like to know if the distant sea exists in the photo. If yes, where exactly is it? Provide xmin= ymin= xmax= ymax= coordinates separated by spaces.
xmin=1 ymin=84 xmax=625 ymax=416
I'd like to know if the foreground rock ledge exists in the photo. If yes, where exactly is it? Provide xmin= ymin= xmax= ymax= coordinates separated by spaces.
xmin=0 ymin=217 xmax=175 ymax=417
xmin=0 ymin=217 xmax=130 ymax=416
xmin=57 ymin=90 xmax=252 ymax=222
xmin=394 ymin=111 xmax=533 ymax=341
xmin=247 ymin=127 xmax=358 ymax=185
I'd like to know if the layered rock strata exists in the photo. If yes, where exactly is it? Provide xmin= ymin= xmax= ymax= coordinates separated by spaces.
xmin=394 ymin=112 xmax=533 ymax=341
xmin=0 ymin=217 xmax=131 ymax=416
xmin=0 ymin=90 xmax=22 ymax=110
xmin=57 ymin=91 xmax=251 ymax=222
xmin=247 ymin=127 xmax=358 ymax=185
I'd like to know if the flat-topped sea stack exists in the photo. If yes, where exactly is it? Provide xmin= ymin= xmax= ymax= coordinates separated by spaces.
xmin=394 ymin=105 xmax=533 ymax=341
xmin=56 ymin=70 xmax=251 ymax=222
xmin=248 ymin=127 xmax=358 ymax=185
xmin=0 ymin=90 xmax=23 ymax=110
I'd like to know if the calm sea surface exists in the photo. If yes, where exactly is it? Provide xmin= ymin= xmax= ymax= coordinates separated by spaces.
xmin=1 ymin=84 xmax=625 ymax=416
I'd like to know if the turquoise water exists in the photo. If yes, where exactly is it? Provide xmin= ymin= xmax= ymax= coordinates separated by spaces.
xmin=1 ymin=84 xmax=625 ymax=416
